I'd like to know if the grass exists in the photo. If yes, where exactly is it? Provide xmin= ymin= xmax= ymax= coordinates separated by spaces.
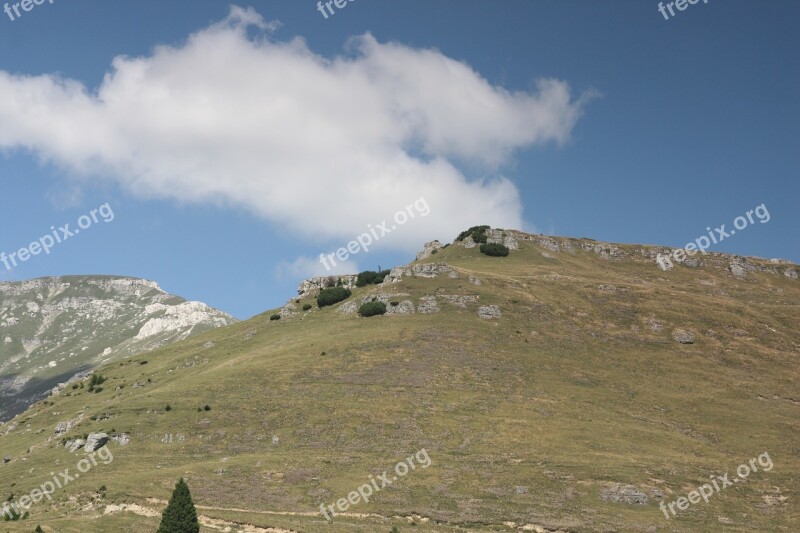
xmin=0 ymin=232 xmax=797 ymax=531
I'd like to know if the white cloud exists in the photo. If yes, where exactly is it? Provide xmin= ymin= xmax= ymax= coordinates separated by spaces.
xmin=276 ymin=256 xmax=359 ymax=280
xmin=0 ymin=6 xmax=592 ymax=252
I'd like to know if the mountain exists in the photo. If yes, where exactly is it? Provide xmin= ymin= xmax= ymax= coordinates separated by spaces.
xmin=0 ymin=276 xmax=236 ymax=422
xmin=0 ymin=230 xmax=798 ymax=532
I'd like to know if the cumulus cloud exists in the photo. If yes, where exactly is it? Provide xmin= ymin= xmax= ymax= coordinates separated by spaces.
xmin=0 ymin=6 xmax=593 ymax=252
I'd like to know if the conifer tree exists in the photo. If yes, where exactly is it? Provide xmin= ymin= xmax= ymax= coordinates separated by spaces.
xmin=157 ymin=478 xmax=199 ymax=533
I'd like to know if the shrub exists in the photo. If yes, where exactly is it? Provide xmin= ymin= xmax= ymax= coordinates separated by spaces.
xmin=480 ymin=243 xmax=509 ymax=257
xmin=139 ymin=360 xmax=148 ymax=365
xmin=158 ymin=478 xmax=200 ymax=533
xmin=358 ymin=301 xmax=387 ymax=317
xmin=204 ymin=405 xmax=211 ymax=411
xmin=355 ymin=270 xmax=391 ymax=287
xmin=390 ymin=301 xmax=399 ymax=306
xmin=269 ymin=314 xmax=281 ymax=321
xmin=302 ymin=304 xmax=312 ymax=311
xmin=317 ymin=287 xmax=352 ymax=308
xmin=35 ymin=526 xmax=44 ymax=532
xmin=88 ymin=373 xmax=106 ymax=393
xmin=456 ymin=225 xmax=490 ymax=243
xmin=165 ymin=405 xmax=172 ymax=412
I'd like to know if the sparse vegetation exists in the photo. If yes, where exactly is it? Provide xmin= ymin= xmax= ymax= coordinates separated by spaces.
xmin=87 ymin=373 xmax=106 ymax=393
xmin=480 ymin=243 xmax=509 ymax=257
xmin=457 ymin=225 xmax=490 ymax=243
xmin=358 ymin=301 xmax=387 ymax=317
xmin=355 ymin=270 xmax=391 ymax=287
xmin=317 ymin=287 xmax=352 ymax=308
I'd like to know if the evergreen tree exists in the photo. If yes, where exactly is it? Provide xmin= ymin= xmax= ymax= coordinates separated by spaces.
xmin=157 ymin=478 xmax=199 ymax=533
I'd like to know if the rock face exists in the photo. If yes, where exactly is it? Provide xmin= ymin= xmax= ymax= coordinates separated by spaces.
xmin=297 ymin=275 xmax=358 ymax=297
xmin=386 ymin=263 xmax=456 ymax=283
xmin=0 ymin=276 xmax=236 ymax=422
xmin=85 ymin=432 xmax=109 ymax=452
xmin=416 ymin=240 xmax=443 ymax=261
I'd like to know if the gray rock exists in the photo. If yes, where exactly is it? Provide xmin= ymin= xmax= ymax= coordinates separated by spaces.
xmin=600 ymin=483 xmax=648 ymax=505
xmin=202 ymin=341 xmax=215 ymax=350
xmin=478 ymin=305 xmax=502 ymax=319
xmin=784 ymin=268 xmax=798 ymax=280
xmin=66 ymin=439 xmax=85 ymax=453
xmin=515 ymin=486 xmax=529 ymax=495
xmin=111 ymin=433 xmax=131 ymax=446
xmin=2 ymin=456 xmax=10 ymax=463
xmin=85 ymin=432 xmax=108 ymax=452
xmin=55 ymin=420 xmax=74 ymax=436
xmin=386 ymin=300 xmax=415 ymax=315
xmin=297 ymin=275 xmax=357 ymax=297
xmin=672 ymin=329 xmax=694 ymax=344
xmin=416 ymin=240 xmax=443 ymax=261
xmin=417 ymin=296 xmax=440 ymax=314
xmin=440 ymin=295 xmax=479 ymax=309
xmin=462 ymin=236 xmax=477 ymax=249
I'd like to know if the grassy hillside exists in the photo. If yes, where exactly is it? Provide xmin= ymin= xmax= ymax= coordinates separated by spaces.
xmin=0 ymin=231 xmax=798 ymax=532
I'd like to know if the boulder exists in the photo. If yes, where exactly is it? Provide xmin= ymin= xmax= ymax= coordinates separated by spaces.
xmin=416 ymin=240 xmax=443 ymax=261
xmin=672 ymin=329 xmax=694 ymax=344
xmin=600 ymin=483 xmax=648 ymax=505
xmin=85 ymin=432 xmax=109 ymax=452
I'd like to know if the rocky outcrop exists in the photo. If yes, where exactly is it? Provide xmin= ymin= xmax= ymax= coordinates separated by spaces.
xmin=672 ymin=329 xmax=695 ymax=344
xmin=416 ymin=240 xmax=443 ymax=261
xmin=599 ymin=483 xmax=649 ymax=505
xmin=478 ymin=305 xmax=502 ymax=319
xmin=417 ymin=296 xmax=440 ymax=314
xmin=386 ymin=263 xmax=456 ymax=282
xmin=297 ymin=275 xmax=358 ymax=297
xmin=85 ymin=432 xmax=109 ymax=452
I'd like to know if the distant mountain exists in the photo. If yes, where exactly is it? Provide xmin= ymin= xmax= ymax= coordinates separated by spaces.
xmin=0 ymin=276 xmax=236 ymax=421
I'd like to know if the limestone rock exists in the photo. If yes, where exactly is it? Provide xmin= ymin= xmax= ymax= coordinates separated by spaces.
xmin=417 ymin=296 xmax=440 ymax=314
xmin=478 ymin=305 xmax=502 ymax=319
xmin=672 ymin=329 xmax=694 ymax=344
xmin=85 ymin=432 xmax=109 ymax=452
xmin=416 ymin=240 xmax=443 ymax=261
xmin=600 ymin=483 xmax=648 ymax=505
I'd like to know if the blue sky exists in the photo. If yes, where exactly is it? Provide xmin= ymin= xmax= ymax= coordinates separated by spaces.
xmin=0 ymin=0 xmax=797 ymax=319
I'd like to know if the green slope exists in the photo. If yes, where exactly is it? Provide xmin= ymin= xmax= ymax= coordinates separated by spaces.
xmin=0 ymin=230 xmax=798 ymax=532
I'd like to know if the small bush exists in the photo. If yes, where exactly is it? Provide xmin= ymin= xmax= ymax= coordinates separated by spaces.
xmin=302 ymin=304 xmax=312 ymax=311
xmin=456 ymin=225 xmax=490 ymax=243
xmin=317 ymin=287 xmax=352 ymax=308
xmin=139 ymin=360 xmax=148 ymax=365
xmin=270 ymin=314 xmax=281 ymax=321
xmin=165 ymin=405 xmax=172 ymax=412
xmin=204 ymin=405 xmax=211 ymax=411
xmin=355 ymin=270 xmax=391 ymax=287
xmin=390 ymin=301 xmax=399 ymax=306
xmin=358 ymin=301 xmax=387 ymax=317
xmin=480 ymin=243 xmax=509 ymax=257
